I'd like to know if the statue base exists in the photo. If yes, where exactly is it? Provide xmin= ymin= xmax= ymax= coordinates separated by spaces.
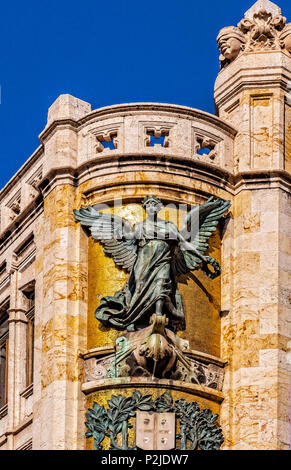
xmin=82 ymin=315 xmax=227 ymax=450
xmin=83 ymin=314 xmax=226 ymax=390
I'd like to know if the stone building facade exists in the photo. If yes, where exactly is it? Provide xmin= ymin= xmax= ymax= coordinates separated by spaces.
xmin=0 ymin=0 xmax=290 ymax=450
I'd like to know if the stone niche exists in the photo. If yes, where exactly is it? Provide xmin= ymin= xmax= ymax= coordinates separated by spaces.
xmin=79 ymin=197 xmax=228 ymax=451
xmin=85 ymin=202 xmax=223 ymax=357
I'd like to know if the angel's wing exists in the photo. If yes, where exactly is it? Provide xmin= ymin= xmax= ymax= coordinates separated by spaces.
xmin=173 ymin=197 xmax=231 ymax=277
xmin=74 ymin=206 xmax=137 ymax=272
xmin=179 ymin=196 xmax=229 ymax=241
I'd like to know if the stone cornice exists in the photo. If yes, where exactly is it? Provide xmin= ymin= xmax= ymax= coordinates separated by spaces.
xmin=39 ymin=167 xmax=77 ymax=198
xmin=0 ymin=196 xmax=43 ymax=256
xmin=40 ymin=153 xmax=291 ymax=199
xmin=81 ymin=377 xmax=224 ymax=403
xmin=214 ymin=51 xmax=291 ymax=108
xmin=77 ymin=102 xmax=238 ymax=137
xmin=215 ymin=74 xmax=291 ymax=109
xmin=5 ymin=416 xmax=33 ymax=437
xmin=0 ymin=103 xmax=237 ymax=207
xmin=0 ymin=157 xmax=290 ymax=254
xmin=36 ymin=153 xmax=235 ymax=206
xmin=39 ymin=118 xmax=79 ymax=144
xmin=0 ymin=145 xmax=43 ymax=203
xmin=234 ymin=169 xmax=291 ymax=193
xmin=216 ymin=77 xmax=290 ymax=111
xmin=37 ymin=103 xmax=238 ymax=154
xmin=76 ymin=152 xmax=235 ymax=192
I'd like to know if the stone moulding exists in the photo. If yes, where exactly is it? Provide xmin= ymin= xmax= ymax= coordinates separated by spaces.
xmin=0 ymin=274 xmax=10 ymax=295
xmin=4 ymin=416 xmax=33 ymax=438
xmin=16 ymin=439 xmax=33 ymax=450
xmin=1 ymin=163 xmax=291 ymax=257
xmin=0 ymin=404 xmax=8 ymax=420
xmin=19 ymin=383 xmax=33 ymax=400
xmin=82 ymin=339 xmax=227 ymax=393
xmin=75 ymin=102 xmax=238 ymax=136
xmin=214 ymin=51 xmax=291 ymax=106
xmin=75 ymin=151 xmax=235 ymax=187
xmin=0 ymin=146 xmax=43 ymax=202
xmin=81 ymin=377 xmax=224 ymax=404
xmin=38 ymin=103 xmax=237 ymax=149
xmin=82 ymin=346 xmax=227 ymax=367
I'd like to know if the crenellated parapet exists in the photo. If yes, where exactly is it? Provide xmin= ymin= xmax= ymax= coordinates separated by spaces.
xmin=0 ymin=99 xmax=237 ymax=242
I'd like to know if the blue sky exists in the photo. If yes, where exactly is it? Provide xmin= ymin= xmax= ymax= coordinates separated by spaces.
xmin=0 ymin=0 xmax=290 ymax=188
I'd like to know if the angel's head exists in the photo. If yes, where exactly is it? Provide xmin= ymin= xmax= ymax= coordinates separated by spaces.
xmin=142 ymin=195 xmax=163 ymax=216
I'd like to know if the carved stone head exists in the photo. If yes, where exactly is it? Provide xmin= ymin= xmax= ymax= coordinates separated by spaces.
xmin=217 ymin=2 xmax=289 ymax=65
xmin=280 ymin=23 xmax=291 ymax=54
xmin=217 ymin=26 xmax=246 ymax=68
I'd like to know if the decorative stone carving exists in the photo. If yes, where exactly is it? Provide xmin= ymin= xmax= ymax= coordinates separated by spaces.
xmin=95 ymin=129 xmax=119 ymax=152
xmin=243 ymin=213 xmax=260 ymax=231
xmin=217 ymin=26 xmax=246 ymax=69
xmin=280 ymin=23 xmax=291 ymax=54
xmin=85 ymin=391 xmax=224 ymax=450
xmin=238 ymin=8 xmax=286 ymax=51
xmin=10 ymin=201 xmax=21 ymax=215
xmin=144 ymin=126 xmax=170 ymax=148
xmin=195 ymin=135 xmax=218 ymax=160
xmin=83 ymin=313 xmax=225 ymax=389
xmin=84 ymin=354 xmax=115 ymax=381
xmin=244 ymin=0 xmax=282 ymax=20
xmin=217 ymin=0 xmax=289 ymax=68
xmin=27 ymin=166 xmax=43 ymax=197
xmin=6 ymin=190 xmax=21 ymax=221
xmin=25 ymin=166 xmax=43 ymax=200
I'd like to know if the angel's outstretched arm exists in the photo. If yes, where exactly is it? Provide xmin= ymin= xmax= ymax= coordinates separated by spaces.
xmin=176 ymin=231 xmax=209 ymax=263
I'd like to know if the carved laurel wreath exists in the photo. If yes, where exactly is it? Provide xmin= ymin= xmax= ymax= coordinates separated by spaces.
xmin=85 ymin=391 xmax=224 ymax=450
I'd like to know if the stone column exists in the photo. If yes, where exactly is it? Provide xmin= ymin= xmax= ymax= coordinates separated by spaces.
xmin=215 ymin=0 xmax=291 ymax=449
xmin=5 ymin=252 xmax=33 ymax=449
xmin=8 ymin=307 xmax=28 ymax=428
xmin=32 ymin=95 xmax=89 ymax=449
xmin=6 ymin=265 xmax=17 ymax=450
xmin=5 ymin=252 xmax=29 ymax=448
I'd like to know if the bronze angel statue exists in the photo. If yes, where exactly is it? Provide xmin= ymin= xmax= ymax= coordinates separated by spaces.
xmin=74 ymin=196 xmax=230 ymax=332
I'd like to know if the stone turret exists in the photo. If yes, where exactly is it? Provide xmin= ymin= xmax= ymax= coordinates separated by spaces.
xmin=215 ymin=0 xmax=291 ymax=450
xmin=215 ymin=0 xmax=291 ymax=173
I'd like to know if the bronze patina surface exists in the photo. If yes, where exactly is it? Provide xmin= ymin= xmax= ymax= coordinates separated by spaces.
xmin=74 ymin=195 xmax=230 ymax=332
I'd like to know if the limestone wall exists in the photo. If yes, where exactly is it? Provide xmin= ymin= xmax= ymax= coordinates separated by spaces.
xmin=0 ymin=101 xmax=236 ymax=449
xmin=214 ymin=1 xmax=291 ymax=448
xmin=0 ymin=1 xmax=290 ymax=448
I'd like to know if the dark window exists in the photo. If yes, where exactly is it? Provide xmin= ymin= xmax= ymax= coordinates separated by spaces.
xmin=0 ymin=313 xmax=9 ymax=408
xmin=24 ymin=290 xmax=35 ymax=386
